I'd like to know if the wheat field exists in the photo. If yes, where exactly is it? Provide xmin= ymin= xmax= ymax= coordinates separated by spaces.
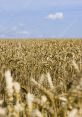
xmin=0 ymin=39 xmax=82 ymax=117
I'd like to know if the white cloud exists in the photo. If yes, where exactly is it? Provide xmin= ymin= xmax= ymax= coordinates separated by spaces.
xmin=7 ymin=25 xmax=29 ymax=35
xmin=18 ymin=23 xmax=24 ymax=27
xmin=46 ymin=12 xmax=64 ymax=20
xmin=17 ymin=30 xmax=29 ymax=34
xmin=0 ymin=24 xmax=30 ymax=38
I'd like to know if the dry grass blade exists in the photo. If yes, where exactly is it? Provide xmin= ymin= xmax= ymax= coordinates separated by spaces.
xmin=31 ymin=78 xmax=57 ymax=117
xmin=31 ymin=78 xmax=54 ymax=102
xmin=72 ymin=59 xmax=80 ymax=73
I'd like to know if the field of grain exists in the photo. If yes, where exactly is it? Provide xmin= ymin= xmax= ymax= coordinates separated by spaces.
xmin=0 ymin=39 xmax=82 ymax=117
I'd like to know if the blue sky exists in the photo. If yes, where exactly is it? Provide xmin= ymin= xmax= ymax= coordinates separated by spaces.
xmin=0 ymin=0 xmax=82 ymax=38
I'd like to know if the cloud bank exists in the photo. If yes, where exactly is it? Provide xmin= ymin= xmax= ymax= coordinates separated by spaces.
xmin=0 ymin=24 xmax=30 ymax=38
xmin=46 ymin=12 xmax=64 ymax=20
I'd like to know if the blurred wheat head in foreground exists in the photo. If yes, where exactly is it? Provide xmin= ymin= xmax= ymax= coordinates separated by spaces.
xmin=0 ymin=59 xmax=82 ymax=117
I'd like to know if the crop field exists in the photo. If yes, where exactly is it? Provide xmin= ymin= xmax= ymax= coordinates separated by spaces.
xmin=0 ymin=39 xmax=82 ymax=117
